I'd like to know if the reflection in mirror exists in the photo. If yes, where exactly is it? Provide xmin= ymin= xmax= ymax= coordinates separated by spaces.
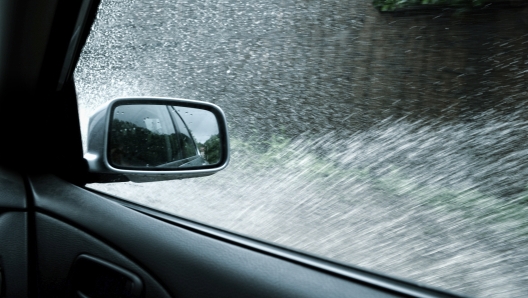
xmin=109 ymin=104 xmax=221 ymax=169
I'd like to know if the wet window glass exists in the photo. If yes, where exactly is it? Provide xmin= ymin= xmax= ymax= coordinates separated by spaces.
xmin=75 ymin=0 xmax=528 ymax=296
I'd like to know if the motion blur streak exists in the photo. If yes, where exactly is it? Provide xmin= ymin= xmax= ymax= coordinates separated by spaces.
xmin=75 ymin=0 xmax=528 ymax=296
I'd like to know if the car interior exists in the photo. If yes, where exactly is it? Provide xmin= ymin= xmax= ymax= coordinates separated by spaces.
xmin=0 ymin=0 xmax=462 ymax=297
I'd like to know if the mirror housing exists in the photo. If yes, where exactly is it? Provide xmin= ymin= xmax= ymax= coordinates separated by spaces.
xmin=84 ymin=97 xmax=230 ymax=183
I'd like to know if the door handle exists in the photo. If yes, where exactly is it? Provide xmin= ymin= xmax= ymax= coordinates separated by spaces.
xmin=69 ymin=254 xmax=144 ymax=298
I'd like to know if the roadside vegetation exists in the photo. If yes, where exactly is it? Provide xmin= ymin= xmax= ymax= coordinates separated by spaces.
xmin=230 ymin=125 xmax=528 ymax=241
xmin=373 ymin=0 xmax=514 ymax=11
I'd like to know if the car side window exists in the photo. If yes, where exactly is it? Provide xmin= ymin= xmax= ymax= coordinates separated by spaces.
xmin=75 ymin=0 xmax=528 ymax=297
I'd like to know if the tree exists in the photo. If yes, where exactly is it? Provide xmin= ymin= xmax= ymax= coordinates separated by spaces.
xmin=203 ymin=134 xmax=221 ymax=164
xmin=373 ymin=0 xmax=493 ymax=12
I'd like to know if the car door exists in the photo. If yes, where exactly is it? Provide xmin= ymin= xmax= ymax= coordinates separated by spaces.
xmin=0 ymin=0 xmax=465 ymax=297
xmin=29 ymin=172 xmax=456 ymax=298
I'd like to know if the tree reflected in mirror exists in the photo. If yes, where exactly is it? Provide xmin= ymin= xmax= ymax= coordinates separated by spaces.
xmin=109 ymin=104 xmax=221 ymax=169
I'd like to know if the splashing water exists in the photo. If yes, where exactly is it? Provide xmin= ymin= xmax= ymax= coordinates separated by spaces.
xmin=76 ymin=0 xmax=528 ymax=296
xmin=89 ymin=114 xmax=528 ymax=297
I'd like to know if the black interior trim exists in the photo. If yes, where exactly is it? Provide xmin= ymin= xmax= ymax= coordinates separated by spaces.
xmin=30 ymin=173 xmax=462 ymax=298
xmin=0 ymin=166 xmax=28 ymax=297
xmin=23 ymin=174 xmax=38 ymax=298
xmin=70 ymin=254 xmax=144 ymax=298
xmin=0 ymin=167 xmax=27 ymax=209
xmin=31 ymin=174 xmax=409 ymax=297
xmin=90 ymin=188 xmax=463 ymax=298
xmin=35 ymin=213 xmax=171 ymax=297
xmin=30 ymin=201 xmax=173 ymax=297
xmin=0 ymin=212 xmax=28 ymax=297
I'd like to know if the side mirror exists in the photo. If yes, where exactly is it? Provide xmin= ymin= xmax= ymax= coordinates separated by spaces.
xmin=84 ymin=97 xmax=230 ymax=183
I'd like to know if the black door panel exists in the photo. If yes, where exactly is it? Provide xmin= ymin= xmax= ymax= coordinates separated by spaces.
xmin=0 ymin=167 xmax=28 ymax=297
xmin=0 ymin=212 xmax=28 ymax=297
xmin=70 ymin=254 xmax=144 ymax=298
xmin=36 ymin=213 xmax=169 ymax=298
xmin=29 ymin=174 xmax=419 ymax=298
xmin=0 ymin=167 xmax=27 ymax=209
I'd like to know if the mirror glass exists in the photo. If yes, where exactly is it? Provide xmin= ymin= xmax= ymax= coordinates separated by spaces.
xmin=109 ymin=104 xmax=221 ymax=169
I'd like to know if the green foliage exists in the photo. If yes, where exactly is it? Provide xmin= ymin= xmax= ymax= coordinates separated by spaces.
xmin=180 ymin=132 xmax=198 ymax=160
xmin=372 ymin=0 xmax=489 ymax=12
xmin=203 ymin=134 xmax=221 ymax=164
xmin=110 ymin=120 xmax=172 ymax=167
xmin=231 ymin=133 xmax=528 ymax=238
xmin=110 ymin=119 xmax=198 ymax=167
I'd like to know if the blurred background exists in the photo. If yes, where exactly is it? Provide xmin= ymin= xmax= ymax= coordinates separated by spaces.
xmin=75 ymin=0 xmax=528 ymax=296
